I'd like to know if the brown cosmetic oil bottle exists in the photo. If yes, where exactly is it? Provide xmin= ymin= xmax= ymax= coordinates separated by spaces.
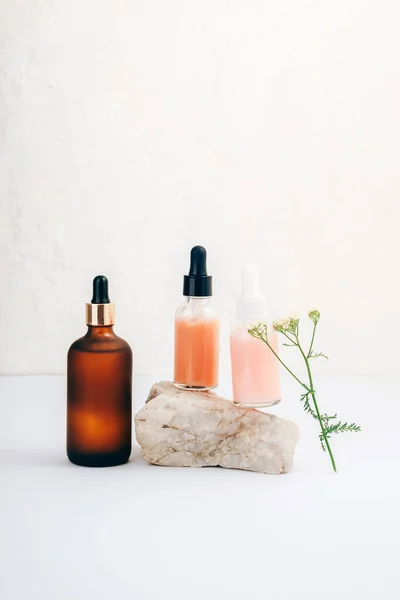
xmin=67 ymin=275 xmax=133 ymax=467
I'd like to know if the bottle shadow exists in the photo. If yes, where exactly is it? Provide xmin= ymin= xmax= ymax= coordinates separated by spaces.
xmin=0 ymin=445 xmax=143 ymax=468
xmin=1 ymin=448 xmax=71 ymax=468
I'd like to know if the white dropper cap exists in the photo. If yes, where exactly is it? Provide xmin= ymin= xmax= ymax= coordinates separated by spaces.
xmin=236 ymin=265 xmax=268 ymax=321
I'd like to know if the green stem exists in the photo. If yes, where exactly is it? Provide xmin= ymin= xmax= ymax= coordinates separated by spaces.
xmin=307 ymin=322 xmax=317 ymax=358
xmin=281 ymin=331 xmax=297 ymax=346
xmin=296 ymin=335 xmax=337 ymax=473
xmin=249 ymin=331 xmax=308 ymax=391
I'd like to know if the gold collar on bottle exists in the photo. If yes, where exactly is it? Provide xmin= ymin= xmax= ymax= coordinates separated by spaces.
xmin=86 ymin=303 xmax=115 ymax=326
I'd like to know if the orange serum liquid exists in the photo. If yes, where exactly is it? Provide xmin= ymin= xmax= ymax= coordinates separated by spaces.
xmin=174 ymin=246 xmax=219 ymax=390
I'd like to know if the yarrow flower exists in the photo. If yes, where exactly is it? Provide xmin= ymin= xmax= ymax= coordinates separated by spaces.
xmin=250 ymin=322 xmax=268 ymax=339
xmin=248 ymin=307 xmax=361 ymax=473
xmin=273 ymin=315 xmax=299 ymax=333
xmin=308 ymin=308 xmax=320 ymax=324
xmin=273 ymin=318 xmax=288 ymax=332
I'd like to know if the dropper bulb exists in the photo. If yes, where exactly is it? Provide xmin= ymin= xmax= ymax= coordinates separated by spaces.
xmin=91 ymin=275 xmax=110 ymax=304
xmin=242 ymin=265 xmax=259 ymax=297
xmin=183 ymin=245 xmax=213 ymax=297
xmin=189 ymin=245 xmax=207 ymax=276
xmin=236 ymin=265 xmax=267 ymax=320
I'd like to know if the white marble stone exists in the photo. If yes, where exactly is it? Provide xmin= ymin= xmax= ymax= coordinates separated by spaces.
xmin=135 ymin=382 xmax=299 ymax=474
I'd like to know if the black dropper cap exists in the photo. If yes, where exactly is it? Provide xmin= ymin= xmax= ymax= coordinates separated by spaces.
xmin=91 ymin=275 xmax=110 ymax=304
xmin=183 ymin=246 xmax=212 ymax=297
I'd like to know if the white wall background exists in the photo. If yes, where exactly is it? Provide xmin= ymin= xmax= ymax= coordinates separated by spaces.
xmin=1 ymin=1 xmax=399 ymax=377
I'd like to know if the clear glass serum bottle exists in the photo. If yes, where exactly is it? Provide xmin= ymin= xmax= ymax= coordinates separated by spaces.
xmin=174 ymin=246 xmax=219 ymax=390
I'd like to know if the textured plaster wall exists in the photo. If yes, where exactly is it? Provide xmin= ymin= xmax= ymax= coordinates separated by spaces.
xmin=0 ymin=1 xmax=399 ymax=377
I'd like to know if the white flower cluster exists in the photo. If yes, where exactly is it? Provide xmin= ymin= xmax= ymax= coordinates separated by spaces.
xmin=308 ymin=308 xmax=320 ymax=324
xmin=273 ymin=314 xmax=299 ymax=332
xmin=272 ymin=317 xmax=291 ymax=331
xmin=251 ymin=322 xmax=268 ymax=338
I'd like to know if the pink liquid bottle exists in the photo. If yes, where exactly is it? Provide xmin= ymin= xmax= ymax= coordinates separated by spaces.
xmin=230 ymin=266 xmax=281 ymax=408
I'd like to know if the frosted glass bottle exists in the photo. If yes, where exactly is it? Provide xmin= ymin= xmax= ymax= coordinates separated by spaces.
xmin=67 ymin=276 xmax=132 ymax=467
xmin=230 ymin=266 xmax=280 ymax=408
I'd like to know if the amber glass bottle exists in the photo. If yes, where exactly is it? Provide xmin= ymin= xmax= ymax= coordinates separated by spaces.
xmin=67 ymin=276 xmax=132 ymax=467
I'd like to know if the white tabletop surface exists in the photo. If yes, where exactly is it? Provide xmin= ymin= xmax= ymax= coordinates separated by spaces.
xmin=1 ymin=373 xmax=399 ymax=600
